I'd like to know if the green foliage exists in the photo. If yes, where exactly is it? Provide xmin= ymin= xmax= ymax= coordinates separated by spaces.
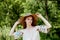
xmin=0 ymin=0 xmax=60 ymax=40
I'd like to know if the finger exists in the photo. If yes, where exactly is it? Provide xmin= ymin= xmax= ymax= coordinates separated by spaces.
xmin=36 ymin=13 xmax=39 ymax=15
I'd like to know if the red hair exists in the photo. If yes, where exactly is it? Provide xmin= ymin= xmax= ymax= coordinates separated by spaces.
xmin=19 ymin=14 xmax=38 ymax=29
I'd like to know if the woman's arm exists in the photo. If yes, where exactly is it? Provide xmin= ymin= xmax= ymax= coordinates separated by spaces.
xmin=35 ymin=12 xmax=51 ymax=28
xmin=9 ymin=19 xmax=20 ymax=36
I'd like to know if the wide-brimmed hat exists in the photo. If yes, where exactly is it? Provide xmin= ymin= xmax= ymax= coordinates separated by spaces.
xmin=20 ymin=13 xmax=34 ymax=17
xmin=20 ymin=13 xmax=38 ymax=20
xmin=24 ymin=13 xmax=32 ymax=16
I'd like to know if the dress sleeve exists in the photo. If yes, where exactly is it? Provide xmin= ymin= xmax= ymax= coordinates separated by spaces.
xmin=13 ymin=30 xmax=23 ymax=39
xmin=36 ymin=25 xmax=48 ymax=33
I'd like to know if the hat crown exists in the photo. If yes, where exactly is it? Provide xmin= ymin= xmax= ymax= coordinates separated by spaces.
xmin=25 ymin=13 xmax=32 ymax=16
xmin=20 ymin=13 xmax=32 ymax=16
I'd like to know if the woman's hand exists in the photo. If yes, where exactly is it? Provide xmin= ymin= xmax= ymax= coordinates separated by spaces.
xmin=15 ymin=19 xmax=20 ymax=25
xmin=35 ymin=12 xmax=42 ymax=18
xmin=15 ymin=20 xmax=20 ymax=25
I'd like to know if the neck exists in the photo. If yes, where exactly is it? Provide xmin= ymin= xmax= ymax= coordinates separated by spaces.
xmin=26 ymin=24 xmax=32 ymax=29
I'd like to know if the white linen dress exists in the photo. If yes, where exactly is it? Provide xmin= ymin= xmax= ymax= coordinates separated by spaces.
xmin=13 ymin=25 xmax=48 ymax=40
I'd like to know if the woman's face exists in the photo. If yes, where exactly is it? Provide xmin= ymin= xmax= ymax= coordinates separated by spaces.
xmin=25 ymin=16 xmax=33 ymax=25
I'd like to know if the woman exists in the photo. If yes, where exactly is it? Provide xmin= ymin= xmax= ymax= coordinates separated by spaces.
xmin=9 ymin=13 xmax=51 ymax=40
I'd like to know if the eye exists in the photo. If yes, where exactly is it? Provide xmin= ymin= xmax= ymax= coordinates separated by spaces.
xmin=28 ymin=18 xmax=30 ymax=20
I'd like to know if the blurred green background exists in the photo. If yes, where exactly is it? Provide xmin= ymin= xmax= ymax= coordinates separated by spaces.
xmin=0 ymin=0 xmax=60 ymax=40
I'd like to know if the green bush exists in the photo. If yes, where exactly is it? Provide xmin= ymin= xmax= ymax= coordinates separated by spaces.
xmin=0 ymin=0 xmax=60 ymax=40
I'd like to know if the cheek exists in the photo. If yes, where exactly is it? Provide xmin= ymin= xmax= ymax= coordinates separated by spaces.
xmin=25 ymin=19 xmax=32 ymax=23
xmin=30 ymin=20 xmax=32 ymax=23
xmin=25 ymin=19 xmax=29 ymax=23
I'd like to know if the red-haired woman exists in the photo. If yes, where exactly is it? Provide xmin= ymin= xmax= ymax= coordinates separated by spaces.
xmin=9 ymin=13 xmax=51 ymax=40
